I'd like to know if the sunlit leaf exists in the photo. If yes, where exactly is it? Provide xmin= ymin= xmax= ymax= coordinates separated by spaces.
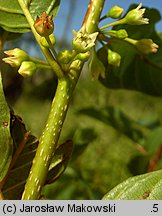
xmin=102 ymin=170 xmax=162 ymax=199
xmin=0 ymin=0 xmax=61 ymax=32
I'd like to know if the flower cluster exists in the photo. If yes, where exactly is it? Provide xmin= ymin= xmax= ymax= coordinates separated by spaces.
xmin=99 ymin=3 xmax=159 ymax=73
xmin=2 ymin=48 xmax=37 ymax=77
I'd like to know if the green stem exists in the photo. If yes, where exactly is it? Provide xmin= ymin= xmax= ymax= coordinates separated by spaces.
xmin=30 ymin=58 xmax=52 ymax=70
xmin=20 ymin=0 xmax=105 ymax=199
xmin=30 ymin=57 xmax=50 ymax=65
xmin=124 ymin=37 xmax=137 ymax=45
xmin=17 ymin=0 xmax=64 ymax=78
xmin=100 ymin=19 xmax=125 ymax=30
xmin=21 ymin=76 xmax=78 ymax=199
xmin=36 ymin=64 xmax=51 ymax=70
xmin=102 ymin=30 xmax=117 ymax=37
xmin=82 ymin=0 xmax=105 ymax=33
xmin=22 ymin=59 xmax=83 ymax=199
xmin=45 ymin=36 xmax=58 ymax=60
xmin=100 ymin=15 xmax=107 ymax=22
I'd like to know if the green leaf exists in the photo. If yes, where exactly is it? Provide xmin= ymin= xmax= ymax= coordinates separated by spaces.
xmin=144 ymin=127 xmax=162 ymax=155
xmin=2 ymin=135 xmax=38 ymax=199
xmin=0 ymin=0 xmax=60 ymax=32
xmin=78 ymin=106 xmax=146 ymax=143
xmin=99 ymin=40 xmax=162 ymax=96
xmin=99 ymin=6 xmax=162 ymax=96
xmin=2 ymin=112 xmax=38 ymax=199
xmin=0 ymin=27 xmax=21 ymax=42
xmin=137 ymin=116 xmax=160 ymax=129
xmin=102 ymin=170 xmax=162 ymax=200
xmin=89 ymin=48 xmax=105 ymax=79
xmin=0 ymin=72 xmax=12 ymax=181
xmin=2 ymin=113 xmax=72 ymax=199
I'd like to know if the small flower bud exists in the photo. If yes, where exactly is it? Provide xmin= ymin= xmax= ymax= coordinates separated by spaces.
xmin=108 ymin=49 xmax=121 ymax=67
xmin=116 ymin=29 xmax=128 ymax=39
xmin=135 ymin=39 xmax=159 ymax=54
xmin=89 ymin=49 xmax=105 ymax=79
xmin=58 ymin=50 xmax=74 ymax=64
xmin=76 ymin=51 xmax=90 ymax=62
xmin=18 ymin=61 xmax=37 ymax=77
xmin=123 ymin=3 xmax=149 ymax=25
xmin=107 ymin=5 xmax=124 ymax=19
xmin=34 ymin=11 xmax=54 ymax=36
xmin=106 ymin=29 xmax=128 ymax=39
xmin=3 ymin=48 xmax=29 ymax=67
xmin=40 ymin=34 xmax=56 ymax=48
xmin=72 ymin=26 xmax=98 ymax=53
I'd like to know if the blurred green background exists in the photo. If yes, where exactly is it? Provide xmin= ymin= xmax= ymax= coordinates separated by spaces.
xmin=1 ymin=1 xmax=162 ymax=199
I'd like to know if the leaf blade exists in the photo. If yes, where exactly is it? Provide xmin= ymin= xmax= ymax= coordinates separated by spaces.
xmin=102 ymin=170 xmax=162 ymax=200
xmin=0 ymin=0 xmax=61 ymax=33
xmin=0 ymin=72 xmax=12 ymax=181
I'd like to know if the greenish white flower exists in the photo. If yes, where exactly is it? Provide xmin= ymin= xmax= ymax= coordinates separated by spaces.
xmin=123 ymin=3 xmax=149 ymax=25
xmin=135 ymin=39 xmax=159 ymax=54
xmin=72 ymin=26 xmax=98 ymax=53
xmin=3 ymin=48 xmax=29 ymax=67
